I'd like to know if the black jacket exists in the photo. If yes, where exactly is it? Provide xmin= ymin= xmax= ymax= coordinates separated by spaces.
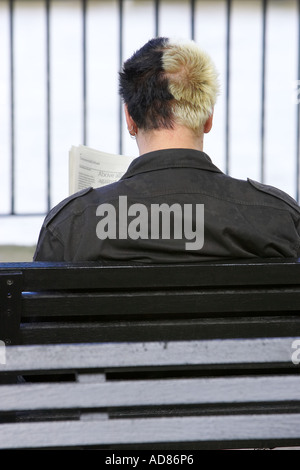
xmin=34 ymin=148 xmax=300 ymax=262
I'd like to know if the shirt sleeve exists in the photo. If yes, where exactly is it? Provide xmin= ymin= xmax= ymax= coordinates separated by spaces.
xmin=33 ymin=226 xmax=65 ymax=261
xmin=33 ymin=187 xmax=94 ymax=261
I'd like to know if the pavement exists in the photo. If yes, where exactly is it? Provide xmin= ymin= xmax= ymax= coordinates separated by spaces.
xmin=0 ymin=245 xmax=36 ymax=262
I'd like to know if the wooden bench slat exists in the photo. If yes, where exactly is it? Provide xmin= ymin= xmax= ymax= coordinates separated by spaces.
xmin=22 ymin=287 xmax=300 ymax=317
xmin=20 ymin=316 xmax=300 ymax=345
xmin=0 ymin=413 xmax=300 ymax=449
xmin=0 ymin=338 xmax=297 ymax=372
xmin=2 ymin=259 xmax=300 ymax=291
xmin=0 ymin=375 xmax=299 ymax=411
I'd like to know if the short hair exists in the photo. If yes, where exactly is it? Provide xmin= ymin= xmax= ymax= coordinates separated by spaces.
xmin=119 ymin=37 xmax=220 ymax=134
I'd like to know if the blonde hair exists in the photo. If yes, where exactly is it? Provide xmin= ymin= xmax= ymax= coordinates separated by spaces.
xmin=162 ymin=39 xmax=220 ymax=133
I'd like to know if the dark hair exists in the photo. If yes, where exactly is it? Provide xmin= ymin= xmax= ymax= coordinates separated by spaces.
xmin=119 ymin=37 xmax=175 ymax=130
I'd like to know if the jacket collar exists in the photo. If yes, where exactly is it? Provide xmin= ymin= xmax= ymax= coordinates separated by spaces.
xmin=121 ymin=148 xmax=223 ymax=180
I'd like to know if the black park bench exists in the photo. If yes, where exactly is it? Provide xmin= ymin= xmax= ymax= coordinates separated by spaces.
xmin=0 ymin=258 xmax=300 ymax=450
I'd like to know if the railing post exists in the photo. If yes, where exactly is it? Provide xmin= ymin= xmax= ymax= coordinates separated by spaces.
xmin=9 ymin=0 xmax=15 ymax=216
xmin=260 ymin=0 xmax=267 ymax=184
xmin=118 ymin=0 xmax=123 ymax=155
xmin=225 ymin=0 xmax=231 ymax=175
xmin=296 ymin=0 xmax=300 ymax=202
xmin=82 ymin=0 xmax=87 ymax=146
xmin=46 ymin=0 xmax=51 ymax=212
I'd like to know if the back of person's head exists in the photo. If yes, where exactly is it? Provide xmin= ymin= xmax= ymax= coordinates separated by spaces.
xmin=119 ymin=37 xmax=220 ymax=135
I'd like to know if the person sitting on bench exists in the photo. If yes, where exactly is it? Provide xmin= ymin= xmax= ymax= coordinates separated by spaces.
xmin=34 ymin=37 xmax=300 ymax=262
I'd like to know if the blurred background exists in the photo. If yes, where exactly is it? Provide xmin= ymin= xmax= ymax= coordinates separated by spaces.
xmin=1 ymin=0 xmax=300 ymax=260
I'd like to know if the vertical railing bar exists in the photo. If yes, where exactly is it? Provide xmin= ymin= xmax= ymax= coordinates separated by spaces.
xmin=82 ymin=0 xmax=87 ymax=146
xmin=118 ymin=0 xmax=123 ymax=155
xmin=260 ymin=0 xmax=267 ymax=184
xmin=46 ymin=0 xmax=51 ymax=212
xmin=296 ymin=0 xmax=300 ymax=202
xmin=9 ymin=0 xmax=15 ymax=215
xmin=191 ymin=0 xmax=195 ymax=40
xmin=225 ymin=0 xmax=231 ymax=175
xmin=154 ymin=0 xmax=159 ymax=37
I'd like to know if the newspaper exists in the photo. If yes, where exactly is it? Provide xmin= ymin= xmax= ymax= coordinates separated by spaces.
xmin=69 ymin=145 xmax=134 ymax=194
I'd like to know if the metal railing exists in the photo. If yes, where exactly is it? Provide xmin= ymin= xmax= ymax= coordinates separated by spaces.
xmin=1 ymin=0 xmax=300 ymax=222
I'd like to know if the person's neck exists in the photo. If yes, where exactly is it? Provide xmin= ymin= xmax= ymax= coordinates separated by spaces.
xmin=136 ymin=125 xmax=204 ymax=156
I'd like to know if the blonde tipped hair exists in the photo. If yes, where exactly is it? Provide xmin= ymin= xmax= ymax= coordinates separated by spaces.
xmin=162 ymin=39 xmax=220 ymax=133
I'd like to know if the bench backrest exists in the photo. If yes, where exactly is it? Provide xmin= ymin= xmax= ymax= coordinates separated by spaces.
xmin=1 ymin=259 xmax=300 ymax=346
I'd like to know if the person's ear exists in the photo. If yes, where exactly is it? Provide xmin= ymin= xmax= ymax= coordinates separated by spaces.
xmin=204 ymin=113 xmax=213 ymax=134
xmin=124 ymin=104 xmax=138 ymax=136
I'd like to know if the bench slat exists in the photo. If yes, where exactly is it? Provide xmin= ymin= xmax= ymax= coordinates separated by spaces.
xmin=0 ymin=414 xmax=300 ymax=448
xmin=0 ymin=338 xmax=297 ymax=372
xmin=20 ymin=316 xmax=300 ymax=345
xmin=0 ymin=376 xmax=299 ymax=411
xmin=22 ymin=287 xmax=300 ymax=317
xmin=2 ymin=259 xmax=300 ymax=290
